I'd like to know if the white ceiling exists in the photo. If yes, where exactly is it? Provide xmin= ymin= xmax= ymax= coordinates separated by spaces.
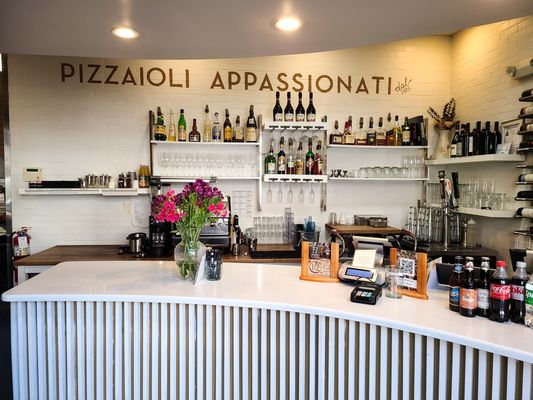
xmin=1 ymin=0 xmax=532 ymax=60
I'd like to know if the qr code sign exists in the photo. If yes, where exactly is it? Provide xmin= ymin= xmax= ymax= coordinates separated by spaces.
xmin=399 ymin=257 xmax=416 ymax=278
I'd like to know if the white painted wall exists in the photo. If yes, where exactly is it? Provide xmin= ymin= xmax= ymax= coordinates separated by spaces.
xmin=450 ymin=16 xmax=533 ymax=266
xmin=9 ymin=36 xmax=454 ymax=252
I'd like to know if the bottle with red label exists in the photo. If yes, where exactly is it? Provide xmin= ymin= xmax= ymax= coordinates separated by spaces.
xmin=489 ymin=260 xmax=511 ymax=323
xmin=460 ymin=257 xmax=477 ymax=317
xmin=510 ymin=261 xmax=528 ymax=324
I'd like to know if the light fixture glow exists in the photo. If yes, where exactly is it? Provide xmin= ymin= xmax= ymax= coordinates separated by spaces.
xmin=111 ymin=27 xmax=139 ymax=39
xmin=275 ymin=17 xmax=302 ymax=32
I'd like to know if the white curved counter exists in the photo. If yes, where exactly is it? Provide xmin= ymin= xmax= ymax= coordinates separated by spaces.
xmin=3 ymin=261 xmax=533 ymax=399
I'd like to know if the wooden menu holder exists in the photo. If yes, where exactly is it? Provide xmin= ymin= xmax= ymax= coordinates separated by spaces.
xmin=300 ymin=242 xmax=340 ymax=283
xmin=389 ymin=248 xmax=428 ymax=300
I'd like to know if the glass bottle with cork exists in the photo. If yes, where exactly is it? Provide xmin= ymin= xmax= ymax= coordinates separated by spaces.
xmin=188 ymin=119 xmax=201 ymax=142
xmin=177 ymin=109 xmax=187 ymax=142
xmin=203 ymin=105 xmax=212 ymax=142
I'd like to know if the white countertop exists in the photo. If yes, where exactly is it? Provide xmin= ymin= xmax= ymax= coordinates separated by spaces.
xmin=3 ymin=260 xmax=533 ymax=363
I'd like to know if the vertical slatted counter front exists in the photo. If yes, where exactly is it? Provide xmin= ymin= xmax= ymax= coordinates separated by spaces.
xmin=4 ymin=261 xmax=533 ymax=400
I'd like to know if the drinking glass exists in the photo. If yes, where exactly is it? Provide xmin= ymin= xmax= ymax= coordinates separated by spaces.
xmin=298 ymin=184 xmax=304 ymax=203
xmin=385 ymin=266 xmax=404 ymax=299
xmin=287 ymin=184 xmax=294 ymax=203
xmin=309 ymin=186 xmax=315 ymax=203
xmin=277 ymin=183 xmax=283 ymax=203
xmin=266 ymin=183 xmax=273 ymax=203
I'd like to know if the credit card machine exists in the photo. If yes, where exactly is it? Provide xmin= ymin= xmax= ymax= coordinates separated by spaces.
xmin=338 ymin=262 xmax=385 ymax=285
xmin=350 ymin=282 xmax=382 ymax=305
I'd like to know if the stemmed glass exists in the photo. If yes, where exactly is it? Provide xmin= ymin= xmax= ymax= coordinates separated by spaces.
xmin=298 ymin=183 xmax=305 ymax=204
xmin=309 ymin=185 xmax=315 ymax=203
xmin=266 ymin=183 xmax=273 ymax=203
xmin=287 ymin=183 xmax=293 ymax=203
xmin=277 ymin=183 xmax=283 ymax=203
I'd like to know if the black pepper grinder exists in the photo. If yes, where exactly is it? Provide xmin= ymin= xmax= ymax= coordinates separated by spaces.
xmin=232 ymin=215 xmax=241 ymax=256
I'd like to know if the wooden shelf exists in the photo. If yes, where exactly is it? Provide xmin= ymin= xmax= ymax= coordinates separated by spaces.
xmin=19 ymin=188 xmax=150 ymax=196
xmin=262 ymin=121 xmax=327 ymax=131
xmin=263 ymin=174 xmax=327 ymax=183
xmin=150 ymin=140 xmax=259 ymax=146
xmin=520 ymin=95 xmax=533 ymax=102
xmin=327 ymin=144 xmax=428 ymax=150
xmin=426 ymin=154 xmax=524 ymax=165
xmin=518 ymin=113 xmax=533 ymax=119
xmin=329 ymin=177 xmax=428 ymax=181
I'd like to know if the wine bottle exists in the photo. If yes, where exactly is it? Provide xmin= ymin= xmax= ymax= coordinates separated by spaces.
xmin=273 ymin=92 xmax=283 ymax=122
xmin=402 ymin=117 xmax=411 ymax=146
xmin=203 ymin=105 xmax=212 ymax=142
xmin=277 ymin=137 xmax=287 ymax=174
xmin=312 ymin=140 xmax=324 ymax=175
xmin=295 ymin=92 xmax=305 ymax=122
xmin=287 ymin=138 xmax=296 ymax=174
xmin=472 ymin=121 xmax=481 ymax=156
xmin=465 ymin=123 xmax=472 ymax=157
xmin=265 ymin=142 xmax=277 ymax=174
xmin=486 ymin=121 xmax=496 ymax=154
xmin=305 ymin=138 xmax=314 ymax=175
xmin=393 ymin=115 xmax=401 ymax=146
xmin=376 ymin=117 xmax=386 ymax=146
xmin=284 ymin=92 xmax=294 ymax=121
xmin=306 ymin=92 xmax=316 ymax=122
xmin=154 ymin=107 xmax=167 ymax=141
xmin=168 ymin=109 xmax=176 ymax=142
xmin=454 ymin=122 xmax=463 ymax=157
xmin=366 ymin=117 xmax=376 ymax=146
xmin=212 ymin=112 xmax=222 ymax=142
xmin=246 ymin=105 xmax=258 ymax=142
xmin=494 ymin=121 xmax=502 ymax=148
xmin=329 ymin=120 xmax=343 ymax=145
xmin=223 ymin=109 xmax=233 ymax=142
xmin=450 ymin=124 xmax=460 ymax=158
xmin=233 ymin=115 xmax=244 ymax=142
xmin=188 ymin=118 xmax=201 ymax=142
xmin=479 ymin=121 xmax=488 ymax=155
xmin=385 ymin=112 xmax=395 ymax=146
xmin=295 ymin=141 xmax=304 ymax=175
xmin=177 ymin=109 xmax=187 ymax=142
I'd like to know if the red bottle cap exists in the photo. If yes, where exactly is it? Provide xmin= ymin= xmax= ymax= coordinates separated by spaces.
xmin=496 ymin=261 xmax=506 ymax=268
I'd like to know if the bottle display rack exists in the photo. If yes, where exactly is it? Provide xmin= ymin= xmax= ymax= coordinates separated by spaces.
xmin=262 ymin=122 xmax=327 ymax=132
xmin=263 ymin=174 xmax=328 ymax=183
xmin=150 ymin=140 xmax=259 ymax=146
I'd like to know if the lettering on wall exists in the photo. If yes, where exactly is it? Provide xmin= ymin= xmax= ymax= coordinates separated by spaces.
xmin=60 ymin=62 xmax=413 ymax=95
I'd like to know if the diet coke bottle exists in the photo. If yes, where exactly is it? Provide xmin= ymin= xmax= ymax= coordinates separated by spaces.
xmin=489 ymin=261 xmax=511 ymax=323
xmin=510 ymin=261 xmax=529 ymax=324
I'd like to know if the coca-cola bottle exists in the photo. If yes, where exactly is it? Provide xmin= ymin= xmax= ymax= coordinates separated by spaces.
xmin=489 ymin=261 xmax=511 ymax=322
xmin=476 ymin=257 xmax=491 ymax=318
xmin=460 ymin=257 xmax=477 ymax=317
xmin=510 ymin=261 xmax=528 ymax=324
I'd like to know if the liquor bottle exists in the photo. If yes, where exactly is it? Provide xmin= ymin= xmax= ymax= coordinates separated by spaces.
xmin=245 ymin=105 xmax=258 ymax=142
xmin=203 ymin=105 xmax=212 ymax=142
xmin=273 ymin=92 xmax=283 ymax=122
xmin=393 ymin=115 xmax=402 ymax=146
xmin=386 ymin=113 xmax=395 ymax=146
xmin=177 ymin=109 xmax=187 ymax=142
xmin=212 ymin=112 xmax=222 ymax=142
xmin=450 ymin=124 xmax=461 ymax=158
xmin=233 ymin=115 xmax=244 ymax=142
xmin=329 ymin=120 xmax=343 ymax=145
xmin=168 ymin=109 xmax=176 ymax=142
xmin=154 ymin=107 xmax=167 ymax=141
xmin=449 ymin=256 xmax=464 ymax=312
xmin=295 ymin=92 xmax=305 ymax=122
xmin=401 ymin=117 xmax=411 ymax=146
xmin=277 ymin=137 xmax=287 ymax=174
xmin=454 ymin=122 xmax=463 ymax=157
xmin=477 ymin=257 xmax=490 ymax=317
xmin=223 ymin=109 xmax=233 ymax=142
xmin=284 ymin=92 xmax=294 ymax=122
xmin=472 ymin=121 xmax=482 ymax=156
xmin=306 ymin=92 xmax=316 ymax=122
xmin=305 ymin=139 xmax=315 ymax=175
xmin=459 ymin=257 xmax=477 ymax=317
xmin=484 ymin=121 xmax=493 ymax=154
xmin=264 ymin=142 xmax=277 ymax=175
xmin=489 ymin=260 xmax=511 ymax=323
xmin=343 ymin=116 xmax=356 ymax=145
xmin=312 ymin=140 xmax=324 ymax=175
xmin=287 ymin=138 xmax=296 ymax=174
xmin=478 ymin=121 xmax=488 ymax=155
xmin=376 ymin=117 xmax=386 ymax=146
xmin=355 ymin=117 xmax=366 ymax=146
xmin=510 ymin=261 xmax=528 ymax=324
xmin=366 ymin=117 xmax=376 ymax=145
xmin=493 ymin=121 xmax=502 ymax=151
xmin=188 ymin=118 xmax=201 ymax=142
xmin=466 ymin=123 xmax=474 ymax=156
xmin=295 ymin=141 xmax=304 ymax=175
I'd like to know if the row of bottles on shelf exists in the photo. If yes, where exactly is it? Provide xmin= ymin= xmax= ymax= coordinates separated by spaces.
xmin=264 ymin=137 xmax=324 ymax=176
xmin=449 ymin=121 xmax=502 ymax=157
xmin=150 ymin=105 xmax=258 ymax=143
xmin=272 ymin=91 xmax=316 ymax=122
xmin=328 ymin=114 xmax=427 ymax=147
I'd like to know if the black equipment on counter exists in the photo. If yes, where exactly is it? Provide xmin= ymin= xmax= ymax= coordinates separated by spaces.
xmin=350 ymin=281 xmax=382 ymax=305
xmin=149 ymin=217 xmax=172 ymax=257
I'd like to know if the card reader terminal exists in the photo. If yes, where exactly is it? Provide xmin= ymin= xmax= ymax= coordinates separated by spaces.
xmin=350 ymin=282 xmax=382 ymax=305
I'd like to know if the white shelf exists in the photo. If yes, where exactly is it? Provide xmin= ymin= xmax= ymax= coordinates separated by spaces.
xmin=426 ymin=154 xmax=524 ymax=165
xmin=457 ymin=207 xmax=515 ymax=218
xmin=262 ymin=121 xmax=327 ymax=131
xmin=329 ymin=177 xmax=428 ymax=181
xmin=327 ymin=144 xmax=428 ymax=150
xmin=263 ymin=174 xmax=328 ymax=183
xmin=157 ymin=176 xmax=260 ymax=183
xmin=150 ymin=140 xmax=259 ymax=146
xmin=19 ymin=188 xmax=150 ymax=196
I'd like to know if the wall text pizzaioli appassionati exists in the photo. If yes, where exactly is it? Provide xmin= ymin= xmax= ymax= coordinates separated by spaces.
xmin=60 ymin=63 xmax=409 ymax=95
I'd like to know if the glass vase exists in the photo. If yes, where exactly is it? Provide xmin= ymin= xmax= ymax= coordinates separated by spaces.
xmin=174 ymin=227 xmax=207 ymax=281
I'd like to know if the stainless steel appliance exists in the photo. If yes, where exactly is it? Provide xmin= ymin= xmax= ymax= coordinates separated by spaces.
xmin=126 ymin=232 xmax=148 ymax=257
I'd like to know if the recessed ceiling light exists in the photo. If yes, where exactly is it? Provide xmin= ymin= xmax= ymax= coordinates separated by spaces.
xmin=111 ymin=27 xmax=139 ymax=39
xmin=275 ymin=17 xmax=302 ymax=32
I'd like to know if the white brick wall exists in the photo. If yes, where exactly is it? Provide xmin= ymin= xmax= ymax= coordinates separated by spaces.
xmin=450 ymin=16 xmax=533 ymax=266
xmin=9 ymin=36 xmax=453 ymax=252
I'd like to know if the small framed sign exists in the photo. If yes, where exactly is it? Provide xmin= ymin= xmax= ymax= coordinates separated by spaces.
xmin=500 ymin=118 xmax=522 ymax=154
xmin=300 ymin=242 xmax=340 ymax=283
xmin=390 ymin=248 xmax=428 ymax=300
